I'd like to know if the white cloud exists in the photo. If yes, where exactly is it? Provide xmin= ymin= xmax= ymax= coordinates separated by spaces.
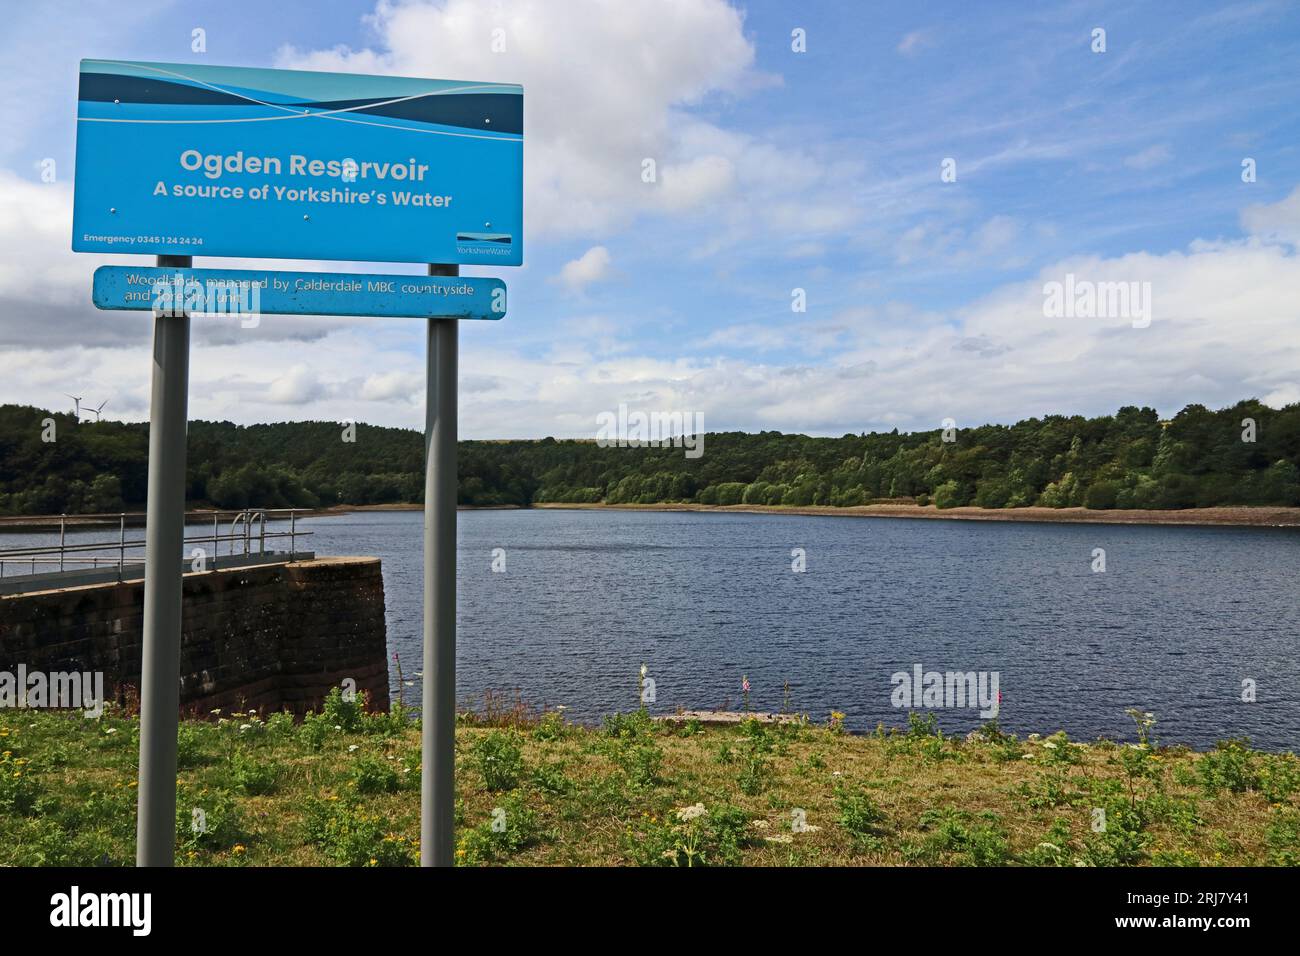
xmin=1123 ymin=145 xmax=1173 ymax=170
xmin=897 ymin=31 xmax=933 ymax=56
xmin=556 ymin=246 xmax=612 ymax=293
xmin=1241 ymin=185 xmax=1300 ymax=247
xmin=276 ymin=0 xmax=771 ymax=238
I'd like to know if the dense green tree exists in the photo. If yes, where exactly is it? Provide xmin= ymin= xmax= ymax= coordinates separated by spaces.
xmin=0 ymin=400 xmax=1297 ymax=515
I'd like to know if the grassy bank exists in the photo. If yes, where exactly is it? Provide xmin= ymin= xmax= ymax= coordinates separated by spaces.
xmin=2 ymin=695 xmax=1297 ymax=867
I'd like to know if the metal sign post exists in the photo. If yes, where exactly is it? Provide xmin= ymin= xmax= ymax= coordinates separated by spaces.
xmin=423 ymin=263 xmax=459 ymax=867
xmin=136 ymin=254 xmax=191 ymax=867
xmin=73 ymin=57 xmax=519 ymax=868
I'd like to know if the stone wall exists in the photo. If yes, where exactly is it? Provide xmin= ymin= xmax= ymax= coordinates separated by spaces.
xmin=0 ymin=557 xmax=389 ymax=717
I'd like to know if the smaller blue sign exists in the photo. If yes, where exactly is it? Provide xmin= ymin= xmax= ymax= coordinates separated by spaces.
xmin=92 ymin=266 xmax=506 ymax=319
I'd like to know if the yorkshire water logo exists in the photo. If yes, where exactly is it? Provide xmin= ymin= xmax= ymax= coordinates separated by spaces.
xmin=456 ymin=231 xmax=514 ymax=256
xmin=49 ymin=886 xmax=151 ymax=936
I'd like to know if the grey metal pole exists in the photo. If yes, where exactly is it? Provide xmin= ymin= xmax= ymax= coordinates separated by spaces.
xmin=422 ymin=263 xmax=458 ymax=866
xmin=136 ymin=253 xmax=191 ymax=867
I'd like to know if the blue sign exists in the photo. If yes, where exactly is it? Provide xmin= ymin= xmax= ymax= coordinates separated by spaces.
xmin=72 ymin=60 xmax=523 ymax=266
xmin=91 ymin=266 xmax=506 ymax=319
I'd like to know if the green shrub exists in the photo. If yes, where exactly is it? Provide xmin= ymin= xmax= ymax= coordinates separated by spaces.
xmin=457 ymin=794 xmax=539 ymax=864
xmin=603 ymin=709 xmax=654 ymax=740
xmin=176 ymin=722 xmax=208 ymax=769
xmin=321 ymin=686 xmax=365 ymax=732
xmin=348 ymin=755 xmax=400 ymax=794
xmin=1197 ymin=739 xmax=1258 ymax=794
xmin=229 ymin=749 xmax=281 ymax=796
xmin=470 ymin=730 xmax=525 ymax=791
xmin=615 ymin=742 xmax=664 ymax=789
xmin=0 ymin=750 xmax=40 ymax=814
xmin=836 ymin=785 xmax=888 ymax=851
xmin=916 ymin=808 xmax=1011 ymax=866
xmin=175 ymin=786 xmax=244 ymax=852
xmin=627 ymin=802 xmax=752 ymax=867
xmin=303 ymin=797 xmax=414 ymax=866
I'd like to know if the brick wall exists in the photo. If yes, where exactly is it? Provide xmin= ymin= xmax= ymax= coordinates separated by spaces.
xmin=0 ymin=557 xmax=389 ymax=717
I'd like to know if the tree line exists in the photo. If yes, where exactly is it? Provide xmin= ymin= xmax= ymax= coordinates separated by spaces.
xmin=0 ymin=399 xmax=1297 ymax=516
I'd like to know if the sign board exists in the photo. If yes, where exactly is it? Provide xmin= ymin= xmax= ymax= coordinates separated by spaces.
xmin=92 ymin=266 xmax=506 ymax=319
xmin=72 ymin=60 xmax=523 ymax=265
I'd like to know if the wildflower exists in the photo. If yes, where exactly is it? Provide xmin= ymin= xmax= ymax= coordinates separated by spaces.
xmin=764 ymin=834 xmax=793 ymax=844
xmin=211 ymin=709 xmax=222 ymax=716
xmin=239 ymin=723 xmax=252 ymax=732
xmin=105 ymin=727 xmax=118 ymax=735
xmin=233 ymin=845 xmax=246 ymax=855
xmin=676 ymin=802 xmax=707 ymax=822
xmin=742 ymin=676 xmax=751 ymax=693
xmin=348 ymin=744 xmax=359 ymax=752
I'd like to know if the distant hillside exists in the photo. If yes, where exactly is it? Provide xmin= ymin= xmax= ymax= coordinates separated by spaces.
xmin=0 ymin=400 xmax=1297 ymax=515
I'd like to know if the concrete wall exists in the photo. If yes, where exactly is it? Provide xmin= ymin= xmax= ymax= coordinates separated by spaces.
xmin=0 ymin=556 xmax=389 ymax=717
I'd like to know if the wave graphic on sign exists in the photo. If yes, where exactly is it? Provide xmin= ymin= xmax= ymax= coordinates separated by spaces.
xmin=79 ymin=59 xmax=522 ymax=137
xmin=455 ymin=233 xmax=513 ymax=245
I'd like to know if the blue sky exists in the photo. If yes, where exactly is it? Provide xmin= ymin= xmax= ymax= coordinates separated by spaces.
xmin=1 ymin=0 xmax=1298 ymax=438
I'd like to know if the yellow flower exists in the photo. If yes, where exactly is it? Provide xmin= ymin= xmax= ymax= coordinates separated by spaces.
xmin=233 ymin=845 xmax=246 ymax=854
xmin=368 ymin=858 xmax=378 ymax=866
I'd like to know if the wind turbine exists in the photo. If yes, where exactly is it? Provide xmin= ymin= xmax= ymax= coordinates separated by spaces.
xmin=86 ymin=400 xmax=108 ymax=422
xmin=64 ymin=394 xmax=83 ymax=421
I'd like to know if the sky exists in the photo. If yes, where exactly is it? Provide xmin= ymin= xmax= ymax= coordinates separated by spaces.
xmin=1 ymin=0 xmax=1298 ymax=438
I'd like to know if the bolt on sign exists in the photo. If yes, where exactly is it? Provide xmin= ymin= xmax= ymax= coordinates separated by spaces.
xmin=72 ymin=59 xmax=523 ymax=266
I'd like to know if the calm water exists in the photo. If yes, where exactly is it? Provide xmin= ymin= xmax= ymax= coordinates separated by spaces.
xmin=299 ymin=509 xmax=1300 ymax=750
xmin=6 ymin=509 xmax=1299 ymax=749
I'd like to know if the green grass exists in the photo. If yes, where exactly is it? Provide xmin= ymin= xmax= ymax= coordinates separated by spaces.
xmin=2 ymin=694 xmax=1297 ymax=866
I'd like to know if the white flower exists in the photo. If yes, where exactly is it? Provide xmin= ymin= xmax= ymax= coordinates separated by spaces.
xmin=676 ymin=802 xmax=707 ymax=822
xmin=765 ymin=834 xmax=793 ymax=844
xmin=105 ymin=727 xmax=118 ymax=735
xmin=239 ymin=723 xmax=252 ymax=732
xmin=1042 ymin=741 xmax=1057 ymax=749
xmin=348 ymin=744 xmax=359 ymax=752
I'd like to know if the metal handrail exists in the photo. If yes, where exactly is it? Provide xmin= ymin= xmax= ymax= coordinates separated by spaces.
xmin=0 ymin=508 xmax=312 ymax=581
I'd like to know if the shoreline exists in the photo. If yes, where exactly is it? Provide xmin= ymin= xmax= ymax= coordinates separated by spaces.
xmin=531 ymin=501 xmax=1300 ymax=528
xmin=6 ymin=501 xmax=1298 ymax=530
